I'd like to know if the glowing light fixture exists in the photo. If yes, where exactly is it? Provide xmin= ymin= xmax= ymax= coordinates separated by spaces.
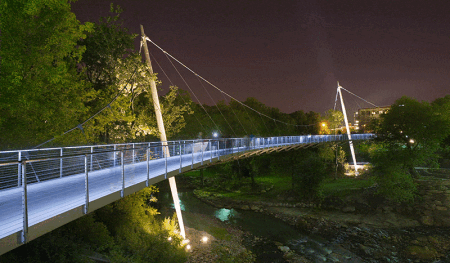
xmin=186 ymin=245 xmax=191 ymax=250
xmin=168 ymin=237 xmax=172 ymax=241
xmin=202 ymin=236 xmax=208 ymax=243
xmin=213 ymin=132 xmax=218 ymax=138
xmin=409 ymin=139 xmax=415 ymax=144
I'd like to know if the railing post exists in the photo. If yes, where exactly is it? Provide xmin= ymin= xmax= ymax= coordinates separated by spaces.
xmin=232 ymin=139 xmax=234 ymax=155
xmin=179 ymin=141 xmax=182 ymax=173
xmin=18 ymin=151 xmax=22 ymax=187
xmin=201 ymin=141 xmax=204 ymax=165
xmin=146 ymin=147 xmax=150 ymax=187
xmin=218 ymin=139 xmax=220 ymax=160
xmin=60 ymin=148 xmax=63 ymax=178
xmin=210 ymin=140 xmax=212 ymax=162
xmin=21 ymin=161 xmax=28 ymax=244
xmin=90 ymin=146 xmax=93 ymax=171
xmin=132 ymin=143 xmax=135 ymax=163
xmin=113 ymin=145 xmax=117 ymax=167
xmin=165 ymin=145 xmax=168 ymax=179
xmin=84 ymin=154 xmax=89 ymax=214
xmin=121 ymin=151 xmax=124 ymax=198
xmin=191 ymin=141 xmax=194 ymax=168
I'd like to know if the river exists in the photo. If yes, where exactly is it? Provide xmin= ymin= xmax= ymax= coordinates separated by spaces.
xmin=156 ymin=181 xmax=364 ymax=262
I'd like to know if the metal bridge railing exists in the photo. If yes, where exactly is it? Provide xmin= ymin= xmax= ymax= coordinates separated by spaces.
xmin=0 ymin=133 xmax=374 ymax=244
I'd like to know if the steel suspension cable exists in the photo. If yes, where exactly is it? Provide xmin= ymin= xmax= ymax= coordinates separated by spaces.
xmin=218 ymin=90 xmax=249 ymax=136
xmin=150 ymin=53 xmax=206 ymax=132
xmin=162 ymin=52 xmax=221 ymax=133
xmin=145 ymin=37 xmax=314 ymax=128
xmin=34 ymin=45 xmax=143 ymax=149
xmin=241 ymin=103 xmax=261 ymax=136
xmin=340 ymin=87 xmax=379 ymax=108
xmin=195 ymin=76 xmax=238 ymax=137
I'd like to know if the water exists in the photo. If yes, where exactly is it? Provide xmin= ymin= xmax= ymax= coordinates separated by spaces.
xmin=156 ymin=185 xmax=363 ymax=262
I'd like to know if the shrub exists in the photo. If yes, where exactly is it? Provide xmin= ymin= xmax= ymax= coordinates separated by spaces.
xmin=293 ymin=153 xmax=327 ymax=199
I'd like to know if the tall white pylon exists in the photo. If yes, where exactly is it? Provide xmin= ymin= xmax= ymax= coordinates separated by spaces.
xmin=337 ymin=82 xmax=359 ymax=176
xmin=141 ymin=25 xmax=186 ymax=238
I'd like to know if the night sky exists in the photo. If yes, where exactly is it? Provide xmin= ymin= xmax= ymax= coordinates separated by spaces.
xmin=72 ymin=0 xmax=450 ymax=115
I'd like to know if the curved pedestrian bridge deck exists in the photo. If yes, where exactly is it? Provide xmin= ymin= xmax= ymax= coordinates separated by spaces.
xmin=0 ymin=134 xmax=373 ymax=255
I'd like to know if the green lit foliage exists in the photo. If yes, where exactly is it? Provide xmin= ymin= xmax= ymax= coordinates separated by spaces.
xmin=292 ymin=152 xmax=328 ymax=199
xmin=76 ymin=5 xmax=192 ymax=143
xmin=367 ymin=96 xmax=450 ymax=202
xmin=0 ymin=0 xmax=94 ymax=149
xmin=369 ymin=143 xmax=417 ymax=202
xmin=325 ymin=109 xmax=344 ymax=133
xmin=0 ymin=186 xmax=187 ymax=262
xmin=181 ymin=96 xmax=320 ymax=140
xmin=374 ymin=96 xmax=450 ymax=172
xmin=94 ymin=186 xmax=187 ymax=262
xmin=431 ymin=95 xmax=450 ymax=163
xmin=318 ymin=143 xmax=346 ymax=177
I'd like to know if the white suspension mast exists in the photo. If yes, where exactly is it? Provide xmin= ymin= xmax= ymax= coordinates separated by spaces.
xmin=337 ymin=82 xmax=359 ymax=176
xmin=141 ymin=25 xmax=186 ymax=238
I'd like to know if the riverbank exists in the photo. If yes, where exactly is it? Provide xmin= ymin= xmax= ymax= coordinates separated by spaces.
xmin=186 ymin=176 xmax=450 ymax=262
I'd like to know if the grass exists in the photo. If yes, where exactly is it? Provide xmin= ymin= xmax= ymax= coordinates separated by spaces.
xmin=185 ymin=169 xmax=377 ymax=202
xmin=320 ymin=177 xmax=376 ymax=197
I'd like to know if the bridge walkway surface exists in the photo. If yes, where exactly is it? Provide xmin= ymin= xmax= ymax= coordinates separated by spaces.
xmin=0 ymin=134 xmax=373 ymax=255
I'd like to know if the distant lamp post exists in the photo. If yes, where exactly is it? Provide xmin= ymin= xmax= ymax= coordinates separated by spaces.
xmin=212 ymin=132 xmax=218 ymax=138
xmin=320 ymin=122 xmax=328 ymax=135
xmin=409 ymin=139 xmax=415 ymax=144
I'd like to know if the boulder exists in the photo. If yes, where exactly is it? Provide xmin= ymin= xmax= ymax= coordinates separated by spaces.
xmin=278 ymin=246 xmax=290 ymax=253
xmin=342 ymin=206 xmax=356 ymax=213
xmin=241 ymin=205 xmax=250 ymax=210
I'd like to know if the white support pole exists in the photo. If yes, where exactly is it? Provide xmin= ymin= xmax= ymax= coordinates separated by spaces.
xmin=337 ymin=82 xmax=359 ymax=175
xmin=141 ymin=25 xmax=185 ymax=239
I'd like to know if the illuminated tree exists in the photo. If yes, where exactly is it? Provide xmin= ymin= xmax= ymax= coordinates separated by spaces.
xmin=0 ymin=0 xmax=93 ymax=149
xmin=78 ymin=5 xmax=192 ymax=143
xmin=368 ymin=96 xmax=450 ymax=202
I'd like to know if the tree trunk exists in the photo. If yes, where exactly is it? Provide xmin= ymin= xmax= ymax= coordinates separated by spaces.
xmin=200 ymin=169 xmax=204 ymax=186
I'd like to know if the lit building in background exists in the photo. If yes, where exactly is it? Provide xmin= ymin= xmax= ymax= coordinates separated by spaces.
xmin=354 ymin=106 xmax=390 ymax=132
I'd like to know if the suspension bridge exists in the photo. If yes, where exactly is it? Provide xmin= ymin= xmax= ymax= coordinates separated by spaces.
xmin=0 ymin=134 xmax=374 ymax=255
xmin=0 ymin=26 xmax=379 ymax=256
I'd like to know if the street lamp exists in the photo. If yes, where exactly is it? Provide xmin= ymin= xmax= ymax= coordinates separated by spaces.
xmin=212 ymin=132 xmax=218 ymax=138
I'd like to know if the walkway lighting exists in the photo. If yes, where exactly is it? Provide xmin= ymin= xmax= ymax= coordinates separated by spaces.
xmin=409 ymin=139 xmax=415 ymax=144
xmin=202 ymin=236 xmax=208 ymax=243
